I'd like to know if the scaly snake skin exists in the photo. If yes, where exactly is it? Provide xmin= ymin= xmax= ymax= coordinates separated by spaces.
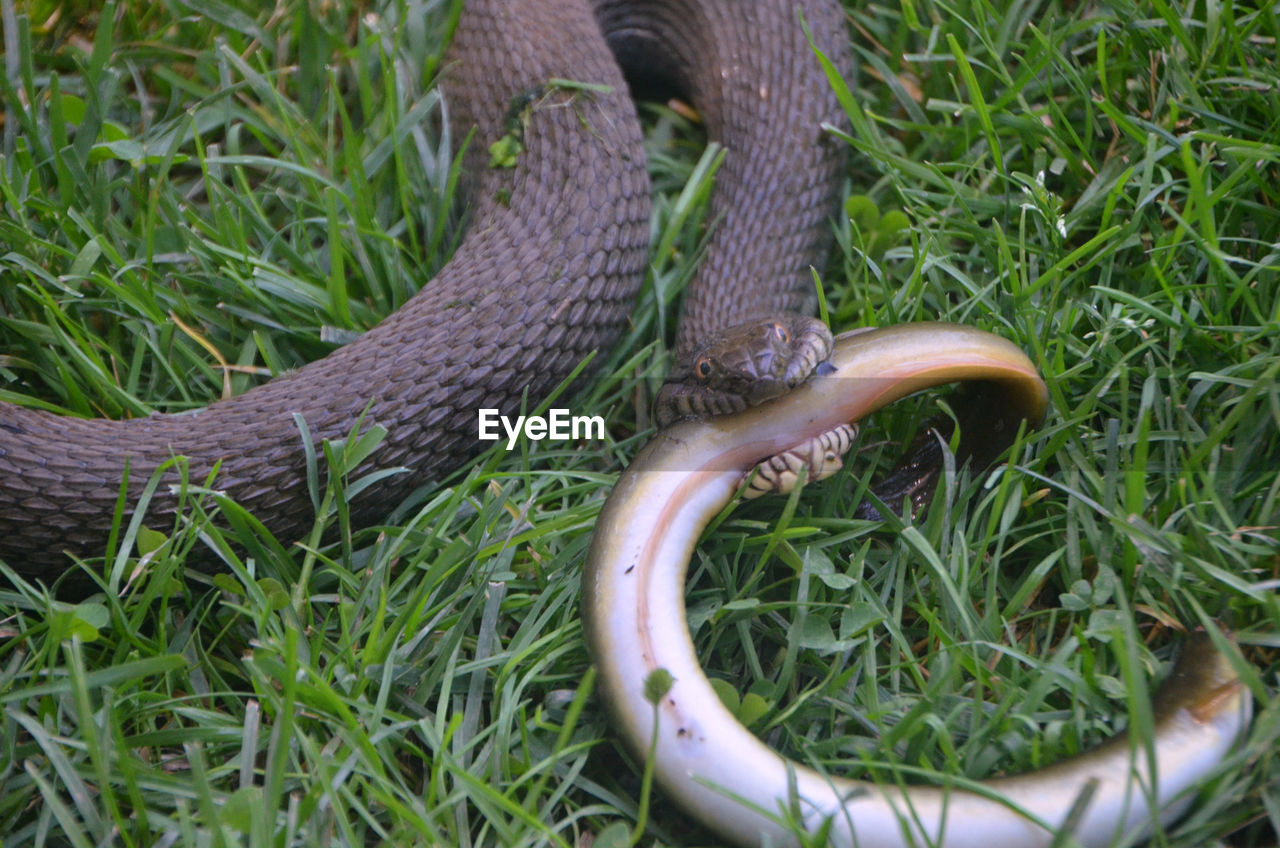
xmin=0 ymin=0 xmax=850 ymax=578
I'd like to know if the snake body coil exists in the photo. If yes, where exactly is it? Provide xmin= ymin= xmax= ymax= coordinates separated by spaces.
xmin=0 ymin=0 xmax=850 ymax=577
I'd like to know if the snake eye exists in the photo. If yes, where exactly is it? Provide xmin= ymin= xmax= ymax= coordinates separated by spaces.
xmin=696 ymin=358 xmax=712 ymax=380
xmin=772 ymin=323 xmax=789 ymax=344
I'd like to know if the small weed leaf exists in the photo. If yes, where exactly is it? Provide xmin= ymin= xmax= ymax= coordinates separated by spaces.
xmin=49 ymin=602 xmax=109 ymax=643
xmin=643 ymin=667 xmax=674 ymax=705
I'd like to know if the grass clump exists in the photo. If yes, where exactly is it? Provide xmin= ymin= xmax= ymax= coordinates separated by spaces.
xmin=1 ymin=1 xmax=1277 ymax=847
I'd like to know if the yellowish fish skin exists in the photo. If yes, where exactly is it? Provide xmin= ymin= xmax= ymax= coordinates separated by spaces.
xmin=584 ymin=323 xmax=1251 ymax=848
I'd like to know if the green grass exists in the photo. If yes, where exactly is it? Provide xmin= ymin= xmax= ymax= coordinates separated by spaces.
xmin=1 ymin=0 xmax=1277 ymax=846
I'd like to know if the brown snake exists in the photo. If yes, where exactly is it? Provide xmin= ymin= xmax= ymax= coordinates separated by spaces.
xmin=0 ymin=0 xmax=850 ymax=580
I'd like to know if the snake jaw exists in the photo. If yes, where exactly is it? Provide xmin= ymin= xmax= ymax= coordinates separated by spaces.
xmin=655 ymin=314 xmax=835 ymax=426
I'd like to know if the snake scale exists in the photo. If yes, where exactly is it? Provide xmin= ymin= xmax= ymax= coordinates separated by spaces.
xmin=0 ymin=0 xmax=851 ymax=579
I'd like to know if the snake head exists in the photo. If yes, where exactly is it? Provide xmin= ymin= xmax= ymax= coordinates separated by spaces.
xmin=654 ymin=314 xmax=834 ymax=426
